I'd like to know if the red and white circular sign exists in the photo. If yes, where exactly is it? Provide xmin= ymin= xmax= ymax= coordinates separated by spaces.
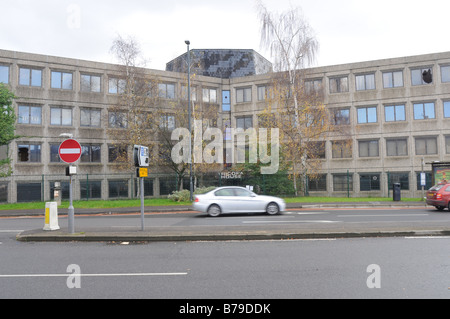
xmin=59 ymin=139 xmax=82 ymax=164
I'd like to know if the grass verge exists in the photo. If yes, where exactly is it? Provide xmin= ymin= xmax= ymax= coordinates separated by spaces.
xmin=0 ymin=196 xmax=422 ymax=211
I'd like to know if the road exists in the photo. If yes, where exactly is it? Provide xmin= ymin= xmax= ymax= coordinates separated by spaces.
xmin=0 ymin=232 xmax=448 ymax=299
xmin=0 ymin=207 xmax=449 ymax=300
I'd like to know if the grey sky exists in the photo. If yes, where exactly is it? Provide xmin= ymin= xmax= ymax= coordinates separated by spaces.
xmin=2 ymin=0 xmax=449 ymax=70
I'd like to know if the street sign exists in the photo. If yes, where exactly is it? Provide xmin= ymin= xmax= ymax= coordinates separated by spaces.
xmin=59 ymin=139 xmax=82 ymax=164
xmin=138 ymin=167 xmax=148 ymax=178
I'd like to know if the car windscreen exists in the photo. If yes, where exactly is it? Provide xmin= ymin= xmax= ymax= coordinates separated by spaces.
xmin=429 ymin=184 xmax=445 ymax=191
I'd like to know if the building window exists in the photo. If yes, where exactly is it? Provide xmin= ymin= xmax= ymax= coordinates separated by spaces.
xmin=386 ymin=139 xmax=408 ymax=156
xmin=308 ymin=174 xmax=327 ymax=191
xmin=329 ymin=76 xmax=348 ymax=93
xmin=109 ymin=111 xmax=128 ymax=128
xmin=331 ymin=108 xmax=350 ymax=125
xmin=17 ymin=183 xmax=41 ymax=202
xmin=383 ymin=71 xmax=403 ymax=88
xmin=80 ymin=109 xmax=101 ymax=127
xmin=441 ymin=66 xmax=450 ymax=83
xmin=81 ymin=144 xmax=101 ymax=163
xmin=416 ymin=172 xmax=432 ymax=190
xmin=357 ymin=106 xmax=377 ymax=124
xmin=236 ymin=87 xmax=252 ymax=103
xmin=389 ymin=173 xmax=409 ymax=190
xmin=81 ymin=74 xmax=101 ymax=92
xmin=332 ymin=140 xmax=352 ymax=159
xmin=134 ymin=178 xmax=153 ymax=197
xmin=415 ymin=137 xmax=437 ymax=155
xmin=182 ymin=85 xmax=197 ymax=101
xmin=18 ymin=105 xmax=42 ymax=125
xmin=307 ymin=141 xmax=326 ymax=159
xmin=19 ymin=67 xmax=42 ymax=87
xmin=18 ymin=144 xmax=41 ymax=162
xmin=411 ymin=68 xmax=432 ymax=86
xmin=257 ymin=86 xmax=267 ymax=101
xmin=305 ymin=79 xmax=322 ymax=94
xmin=203 ymin=88 xmax=217 ymax=103
xmin=443 ymin=101 xmax=450 ymax=118
xmin=0 ymin=65 xmax=9 ymax=84
xmin=333 ymin=174 xmax=353 ymax=192
xmin=108 ymin=180 xmax=128 ymax=198
xmin=355 ymin=73 xmax=375 ymax=91
xmin=236 ymin=116 xmax=253 ymax=130
xmin=446 ymin=136 xmax=450 ymax=154
xmin=158 ymin=83 xmax=175 ymax=99
xmin=51 ymin=71 xmax=73 ymax=90
xmin=109 ymin=77 xmax=126 ymax=94
xmin=413 ymin=102 xmax=435 ymax=120
xmin=50 ymin=144 xmax=61 ymax=162
xmin=80 ymin=180 xmax=102 ymax=199
xmin=108 ymin=145 xmax=128 ymax=163
xmin=360 ymin=174 xmax=380 ymax=191
xmin=359 ymin=140 xmax=379 ymax=157
xmin=50 ymin=107 xmax=72 ymax=126
xmin=385 ymin=104 xmax=406 ymax=122
xmin=159 ymin=114 xmax=175 ymax=131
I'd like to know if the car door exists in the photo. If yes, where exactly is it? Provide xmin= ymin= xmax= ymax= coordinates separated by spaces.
xmin=213 ymin=188 xmax=236 ymax=213
xmin=232 ymin=188 xmax=264 ymax=212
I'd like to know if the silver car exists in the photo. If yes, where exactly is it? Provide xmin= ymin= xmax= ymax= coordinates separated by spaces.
xmin=193 ymin=186 xmax=286 ymax=217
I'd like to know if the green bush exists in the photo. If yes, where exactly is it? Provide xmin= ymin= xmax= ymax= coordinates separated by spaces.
xmin=168 ymin=186 xmax=216 ymax=202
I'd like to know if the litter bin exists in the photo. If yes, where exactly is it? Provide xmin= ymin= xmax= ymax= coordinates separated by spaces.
xmin=393 ymin=183 xmax=401 ymax=201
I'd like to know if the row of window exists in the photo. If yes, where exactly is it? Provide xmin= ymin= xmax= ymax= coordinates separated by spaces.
xmin=310 ymin=135 xmax=450 ymax=159
xmin=17 ymin=104 xmax=180 ymax=130
xmin=17 ymin=143 xmax=126 ymax=164
xmin=330 ymin=100 xmax=450 ymax=125
xmin=314 ymin=65 xmax=450 ymax=94
xmin=0 ymin=64 xmax=221 ymax=102
xmin=9 ymin=176 xmax=184 ymax=202
xmin=309 ymin=172 xmax=432 ymax=192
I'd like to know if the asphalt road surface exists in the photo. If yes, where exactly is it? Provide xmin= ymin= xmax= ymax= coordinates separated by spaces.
xmin=0 ymin=207 xmax=449 ymax=300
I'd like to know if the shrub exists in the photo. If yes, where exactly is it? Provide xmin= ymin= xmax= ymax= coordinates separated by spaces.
xmin=168 ymin=186 xmax=216 ymax=202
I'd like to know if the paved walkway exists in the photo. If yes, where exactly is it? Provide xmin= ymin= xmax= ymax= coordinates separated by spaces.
xmin=12 ymin=201 xmax=449 ymax=243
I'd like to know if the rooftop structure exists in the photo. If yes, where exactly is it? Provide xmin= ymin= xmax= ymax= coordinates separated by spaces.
xmin=166 ymin=49 xmax=273 ymax=79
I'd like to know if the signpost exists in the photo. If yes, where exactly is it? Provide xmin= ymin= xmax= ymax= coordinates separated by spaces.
xmin=59 ymin=139 xmax=81 ymax=234
xmin=134 ymin=145 xmax=149 ymax=231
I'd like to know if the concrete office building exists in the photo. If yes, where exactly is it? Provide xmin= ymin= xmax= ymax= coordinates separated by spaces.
xmin=1 ymin=48 xmax=450 ymax=203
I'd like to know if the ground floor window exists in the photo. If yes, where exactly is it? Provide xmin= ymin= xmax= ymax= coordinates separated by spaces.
xmin=308 ymin=174 xmax=327 ymax=191
xmin=333 ymin=174 xmax=353 ymax=192
xmin=360 ymin=173 xmax=380 ymax=191
xmin=388 ymin=173 xmax=409 ymax=190
xmin=80 ymin=180 xmax=102 ymax=199
xmin=17 ymin=183 xmax=41 ymax=202
xmin=108 ymin=180 xmax=128 ymax=198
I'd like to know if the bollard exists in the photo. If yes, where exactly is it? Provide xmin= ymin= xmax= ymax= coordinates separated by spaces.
xmin=43 ymin=202 xmax=60 ymax=231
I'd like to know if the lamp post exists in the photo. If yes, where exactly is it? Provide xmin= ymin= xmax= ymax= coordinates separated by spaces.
xmin=185 ymin=40 xmax=194 ymax=201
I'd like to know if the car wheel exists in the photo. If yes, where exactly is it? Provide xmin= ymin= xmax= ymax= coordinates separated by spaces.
xmin=448 ymin=202 xmax=450 ymax=211
xmin=266 ymin=202 xmax=280 ymax=215
xmin=207 ymin=204 xmax=221 ymax=217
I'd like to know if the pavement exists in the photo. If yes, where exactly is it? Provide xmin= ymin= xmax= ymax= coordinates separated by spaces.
xmin=8 ymin=201 xmax=450 ymax=243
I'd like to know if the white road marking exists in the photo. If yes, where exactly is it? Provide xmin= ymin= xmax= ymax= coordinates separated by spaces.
xmin=0 ymin=230 xmax=24 ymax=233
xmin=242 ymin=220 xmax=340 ymax=224
xmin=0 ymin=272 xmax=188 ymax=278
xmin=337 ymin=214 xmax=429 ymax=218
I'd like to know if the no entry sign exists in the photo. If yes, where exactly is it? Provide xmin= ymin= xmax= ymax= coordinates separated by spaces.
xmin=59 ymin=139 xmax=82 ymax=163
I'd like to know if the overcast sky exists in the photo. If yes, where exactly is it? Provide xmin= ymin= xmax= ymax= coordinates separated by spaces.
xmin=2 ymin=0 xmax=450 ymax=70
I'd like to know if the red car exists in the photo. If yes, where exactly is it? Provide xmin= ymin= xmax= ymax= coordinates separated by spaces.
xmin=426 ymin=182 xmax=450 ymax=211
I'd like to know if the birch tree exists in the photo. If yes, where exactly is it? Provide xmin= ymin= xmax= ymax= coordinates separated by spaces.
xmin=257 ymin=1 xmax=344 ymax=196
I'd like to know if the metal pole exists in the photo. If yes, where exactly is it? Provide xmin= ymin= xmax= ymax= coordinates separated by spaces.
xmin=68 ymin=172 xmax=74 ymax=234
xmin=186 ymin=40 xmax=194 ymax=201
xmin=140 ymin=176 xmax=144 ymax=231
